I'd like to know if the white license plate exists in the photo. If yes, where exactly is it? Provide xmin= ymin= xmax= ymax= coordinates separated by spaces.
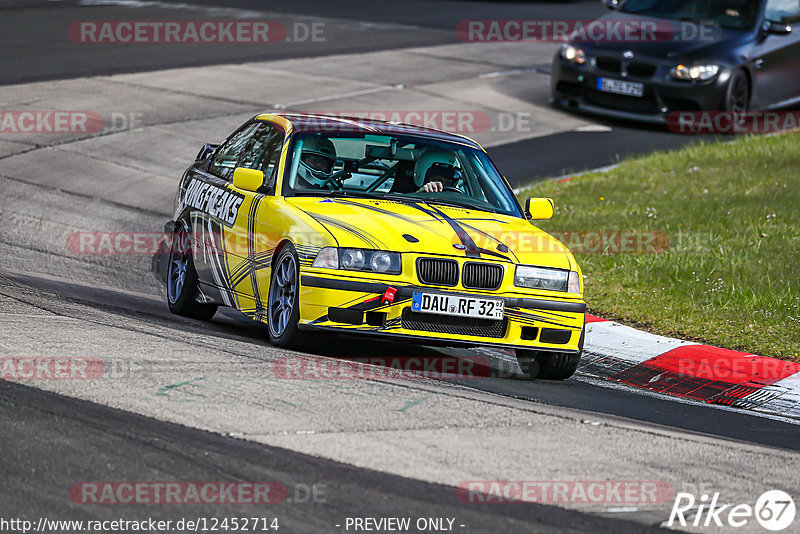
xmin=411 ymin=292 xmax=504 ymax=321
xmin=597 ymin=77 xmax=644 ymax=97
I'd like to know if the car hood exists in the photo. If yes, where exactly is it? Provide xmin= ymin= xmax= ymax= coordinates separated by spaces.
xmin=574 ymin=11 xmax=752 ymax=60
xmin=287 ymin=197 xmax=574 ymax=270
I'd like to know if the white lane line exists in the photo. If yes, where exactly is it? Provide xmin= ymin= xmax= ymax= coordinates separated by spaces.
xmin=273 ymin=84 xmax=405 ymax=109
xmin=573 ymin=125 xmax=614 ymax=133
xmin=479 ymin=67 xmax=544 ymax=79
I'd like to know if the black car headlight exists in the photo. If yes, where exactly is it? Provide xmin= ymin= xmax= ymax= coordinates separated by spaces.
xmin=561 ymin=44 xmax=587 ymax=65
xmin=312 ymin=247 xmax=401 ymax=275
xmin=669 ymin=64 xmax=720 ymax=81
xmin=514 ymin=265 xmax=581 ymax=294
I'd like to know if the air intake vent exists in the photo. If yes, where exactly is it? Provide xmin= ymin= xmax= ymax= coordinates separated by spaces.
xmin=462 ymin=262 xmax=503 ymax=290
xmin=417 ymin=258 xmax=459 ymax=286
xmin=402 ymin=309 xmax=507 ymax=338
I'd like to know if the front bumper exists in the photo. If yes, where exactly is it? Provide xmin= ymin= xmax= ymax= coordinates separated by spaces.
xmin=298 ymin=272 xmax=586 ymax=354
xmin=551 ymin=56 xmax=731 ymax=123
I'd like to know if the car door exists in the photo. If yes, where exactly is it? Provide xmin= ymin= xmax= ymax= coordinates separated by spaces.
xmin=221 ymin=121 xmax=287 ymax=320
xmin=186 ymin=121 xmax=259 ymax=306
xmin=752 ymin=0 xmax=800 ymax=108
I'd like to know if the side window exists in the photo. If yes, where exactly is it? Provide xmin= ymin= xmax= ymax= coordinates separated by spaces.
xmin=766 ymin=0 xmax=800 ymax=23
xmin=208 ymin=122 xmax=260 ymax=180
xmin=238 ymin=122 xmax=285 ymax=192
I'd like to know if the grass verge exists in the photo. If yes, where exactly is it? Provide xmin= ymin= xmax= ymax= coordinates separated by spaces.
xmin=519 ymin=132 xmax=800 ymax=362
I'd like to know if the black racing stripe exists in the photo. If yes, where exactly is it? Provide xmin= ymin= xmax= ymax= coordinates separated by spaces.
xmin=328 ymin=199 xmax=513 ymax=262
xmin=505 ymin=298 xmax=586 ymax=314
xmin=311 ymin=314 xmax=329 ymax=325
xmin=300 ymin=276 xmax=586 ymax=313
xmin=206 ymin=218 xmax=239 ymax=308
xmin=331 ymin=199 xmax=422 ymax=225
xmin=455 ymin=220 xmax=520 ymax=263
xmin=505 ymin=310 xmax=578 ymax=329
xmin=417 ymin=203 xmax=511 ymax=261
xmin=228 ymin=249 xmax=274 ymax=287
xmin=308 ymin=213 xmax=386 ymax=249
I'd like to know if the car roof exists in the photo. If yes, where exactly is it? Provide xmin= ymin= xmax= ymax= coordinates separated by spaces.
xmin=256 ymin=112 xmax=484 ymax=151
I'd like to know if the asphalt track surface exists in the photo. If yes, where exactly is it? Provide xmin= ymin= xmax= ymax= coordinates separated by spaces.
xmin=0 ymin=380 xmax=657 ymax=533
xmin=1 ymin=1 xmax=799 ymax=533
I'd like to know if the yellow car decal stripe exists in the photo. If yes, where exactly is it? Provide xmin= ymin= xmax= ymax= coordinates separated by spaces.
xmin=246 ymin=192 xmax=268 ymax=321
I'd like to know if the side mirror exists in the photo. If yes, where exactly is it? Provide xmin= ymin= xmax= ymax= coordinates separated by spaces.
xmin=196 ymin=143 xmax=218 ymax=161
xmin=525 ymin=198 xmax=554 ymax=220
xmin=233 ymin=168 xmax=264 ymax=193
xmin=764 ymin=21 xmax=792 ymax=35
xmin=602 ymin=0 xmax=621 ymax=9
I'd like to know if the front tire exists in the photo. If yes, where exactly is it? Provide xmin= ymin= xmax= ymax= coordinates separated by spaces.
xmin=723 ymin=69 xmax=750 ymax=115
xmin=267 ymin=244 xmax=304 ymax=348
xmin=516 ymin=329 xmax=584 ymax=381
xmin=167 ymin=224 xmax=218 ymax=321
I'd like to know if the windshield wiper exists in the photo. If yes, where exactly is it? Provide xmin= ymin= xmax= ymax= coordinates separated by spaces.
xmin=421 ymin=198 xmax=497 ymax=214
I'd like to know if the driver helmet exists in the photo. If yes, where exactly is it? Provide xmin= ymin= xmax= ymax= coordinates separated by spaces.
xmin=298 ymin=136 xmax=337 ymax=186
xmin=414 ymin=148 xmax=461 ymax=188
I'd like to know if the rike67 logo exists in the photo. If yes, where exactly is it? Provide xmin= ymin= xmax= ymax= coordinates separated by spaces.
xmin=668 ymin=490 xmax=795 ymax=531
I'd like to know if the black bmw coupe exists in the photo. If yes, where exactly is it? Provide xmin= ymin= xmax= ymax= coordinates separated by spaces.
xmin=551 ymin=0 xmax=800 ymax=123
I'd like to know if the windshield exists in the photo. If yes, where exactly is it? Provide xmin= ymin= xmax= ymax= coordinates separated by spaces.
xmin=619 ymin=0 xmax=761 ymax=29
xmin=283 ymin=133 xmax=522 ymax=217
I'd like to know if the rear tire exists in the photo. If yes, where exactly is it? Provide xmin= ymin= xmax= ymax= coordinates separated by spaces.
xmin=167 ymin=223 xmax=218 ymax=321
xmin=267 ymin=244 xmax=305 ymax=349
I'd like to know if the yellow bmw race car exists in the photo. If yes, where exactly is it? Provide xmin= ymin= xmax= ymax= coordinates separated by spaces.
xmin=163 ymin=113 xmax=586 ymax=379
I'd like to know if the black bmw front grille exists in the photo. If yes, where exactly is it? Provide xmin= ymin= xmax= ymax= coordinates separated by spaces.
xmin=401 ymin=309 xmax=507 ymax=338
xmin=596 ymin=57 xmax=622 ymax=74
xmin=417 ymin=258 xmax=458 ymax=286
xmin=462 ymin=262 xmax=504 ymax=290
xmin=596 ymin=57 xmax=657 ymax=80
xmin=627 ymin=62 xmax=657 ymax=79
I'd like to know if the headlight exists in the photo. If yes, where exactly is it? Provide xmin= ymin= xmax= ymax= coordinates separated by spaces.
xmin=670 ymin=64 xmax=719 ymax=81
xmin=340 ymin=249 xmax=365 ymax=270
xmin=311 ymin=247 xmax=338 ymax=269
xmin=561 ymin=44 xmax=586 ymax=64
xmin=369 ymin=251 xmax=394 ymax=273
xmin=312 ymin=248 xmax=401 ymax=274
xmin=515 ymin=265 xmax=580 ymax=293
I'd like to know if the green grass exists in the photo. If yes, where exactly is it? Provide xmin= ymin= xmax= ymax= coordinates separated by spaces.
xmin=519 ymin=133 xmax=800 ymax=362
